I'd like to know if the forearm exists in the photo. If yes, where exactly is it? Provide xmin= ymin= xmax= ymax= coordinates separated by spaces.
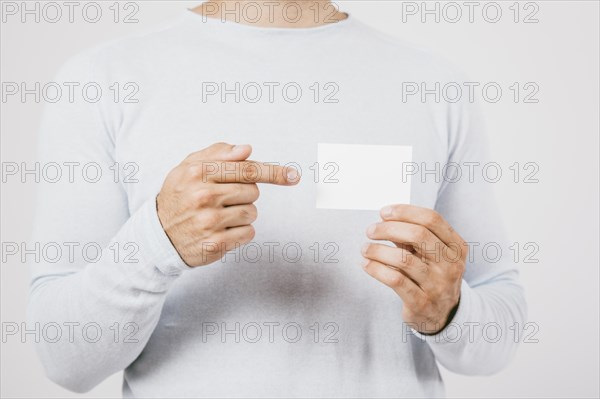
xmin=410 ymin=275 xmax=527 ymax=375
xmin=27 ymin=198 xmax=189 ymax=392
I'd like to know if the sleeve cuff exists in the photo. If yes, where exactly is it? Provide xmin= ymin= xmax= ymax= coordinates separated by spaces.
xmin=135 ymin=196 xmax=192 ymax=276
xmin=410 ymin=279 xmax=474 ymax=345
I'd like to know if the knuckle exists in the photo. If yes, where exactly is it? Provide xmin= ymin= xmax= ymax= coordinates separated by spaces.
xmin=186 ymin=162 xmax=204 ymax=179
xmin=241 ymin=162 xmax=260 ymax=182
xmin=245 ymin=204 xmax=258 ymax=221
xmin=426 ymin=211 xmax=443 ymax=228
xmin=402 ymin=251 xmax=415 ymax=267
xmin=184 ymin=152 xmax=200 ymax=162
xmin=193 ymin=190 xmax=217 ymax=207
xmin=390 ymin=273 xmax=406 ymax=290
xmin=363 ymin=243 xmax=373 ymax=257
xmin=362 ymin=260 xmax=371 ymax=272
xmin=242 ymin=225 xmax=256 ymax=242
xmin=371 ymin=223 xmax=383 ymax=236
xmin=197 ymin=211 xmax=220 ymax=227
xmin=216 ymin=235 xmax=230 ymax=249
xmin=387 ymin=205 xmax=400 ymax=218
xmin=202 ymin=241 xmax=222 ymax=256
xmin=250 ymin=184 xmax=260 ymax=201
xmin=230 ymin=184 xmax=243 ymax=198
xmin=239 ymin=207 xmax=250 ymax=220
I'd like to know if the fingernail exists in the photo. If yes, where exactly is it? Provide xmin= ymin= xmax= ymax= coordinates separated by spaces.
xmin=366 ymin=224 xmax=376 ymax=236
xmin=381 ymin=205 xmax=393 ymax=218
xmin=232 ymin=144 xmax=250 ymax=154
xmin=361 ymin=257 xmax=370 ymax=268
xmin=361 ymin=242 xmax=370 ymax=255
xmin=286 ymin=167 xmax=299 ymax=183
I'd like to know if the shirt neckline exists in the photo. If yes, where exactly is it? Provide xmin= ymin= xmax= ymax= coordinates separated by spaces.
xmin=183 ymin=8 xmax=353 ymax=35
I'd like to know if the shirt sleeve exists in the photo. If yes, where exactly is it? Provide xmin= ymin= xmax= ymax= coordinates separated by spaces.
xmin=27 ymin=50 xmax=191 ymax=393
xmin=410 ymin=94 xmax=528 ymax=375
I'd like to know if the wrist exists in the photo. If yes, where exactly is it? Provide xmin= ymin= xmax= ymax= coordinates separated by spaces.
xmin=420 ymin=297 xmax=461 ymax=336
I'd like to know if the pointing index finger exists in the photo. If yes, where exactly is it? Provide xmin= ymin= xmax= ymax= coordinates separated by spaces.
xmin=205 ymin=161 xmax=300 ymax=186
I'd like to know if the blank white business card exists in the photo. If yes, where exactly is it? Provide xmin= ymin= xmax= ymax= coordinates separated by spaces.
xmin=316 ymin=143 xmax=413 ymax=211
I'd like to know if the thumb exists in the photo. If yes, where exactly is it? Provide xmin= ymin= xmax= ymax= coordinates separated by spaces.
xmin=187 ymin=142 xmax=252 ymax=162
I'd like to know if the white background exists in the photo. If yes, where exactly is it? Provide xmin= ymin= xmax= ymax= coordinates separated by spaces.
xmin=1 ymin=1 xmax=598 ymax=397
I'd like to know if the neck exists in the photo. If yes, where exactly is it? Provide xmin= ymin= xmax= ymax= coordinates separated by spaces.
xmin=191 ymin=1 xmax=348 ymax=29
